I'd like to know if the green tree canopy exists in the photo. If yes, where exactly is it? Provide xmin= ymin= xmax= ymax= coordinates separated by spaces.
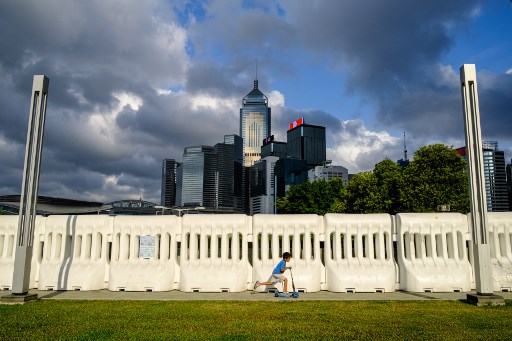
xmin=400 ymin=144 xmax=470 ymax=213
xmin=276 ymin=178 xmax=347 ymax=215
xmin=276 ymin=144 xmax=470 ymax=215
xmin=345 ymin=171 xmax=381 ymax=213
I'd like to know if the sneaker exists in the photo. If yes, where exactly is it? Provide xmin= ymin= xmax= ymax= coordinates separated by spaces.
xmin=253 ymin=280 xmax=260 ymax=290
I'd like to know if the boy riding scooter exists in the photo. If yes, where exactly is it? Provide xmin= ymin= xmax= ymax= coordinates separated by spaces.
xmin=254 ymin=252 xmax=292 ymax=294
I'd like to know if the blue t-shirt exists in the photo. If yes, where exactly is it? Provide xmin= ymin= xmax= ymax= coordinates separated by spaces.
xmin=272 ymin=259 xmax=287 ymax=275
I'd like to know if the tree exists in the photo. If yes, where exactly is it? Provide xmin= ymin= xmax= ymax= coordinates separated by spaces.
xmin=276 ymin=178 xmax=347 ymax=215
xmin=345 ymin=171 xmax=382 ymax=213
xmin=373 ymin=159 xmax=403 ymax=214
xmin=400 ymin=144 xmax=470 ymax=213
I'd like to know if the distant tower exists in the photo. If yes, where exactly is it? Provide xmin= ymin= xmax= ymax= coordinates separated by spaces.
xmin=403 ymin=131 xmax=408 ymax=161
xmin=397 ymin=131 xmax=409 ymax=169
xmin=240 ymin=77 xmax=271 ymax=167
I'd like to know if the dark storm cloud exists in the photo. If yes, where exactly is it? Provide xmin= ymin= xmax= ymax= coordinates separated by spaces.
xmin=478 ymin=72 xmax=512 ymax=139
xmin=0 ymin=0 xmax=192 ymax=202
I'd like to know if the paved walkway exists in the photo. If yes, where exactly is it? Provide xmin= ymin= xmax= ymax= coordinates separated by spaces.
xmin=2 ymin=289 xmax=511 ymax=301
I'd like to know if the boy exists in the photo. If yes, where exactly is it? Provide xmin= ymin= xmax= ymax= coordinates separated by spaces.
xmin=253 ymin=252 xmax=292 ymax=293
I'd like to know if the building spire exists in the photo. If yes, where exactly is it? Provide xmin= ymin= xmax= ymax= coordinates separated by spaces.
xmin=254 ymin=58 xmax=258 ymax=89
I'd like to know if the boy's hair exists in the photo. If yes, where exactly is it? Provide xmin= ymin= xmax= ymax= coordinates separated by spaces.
xmin=282 ymin=252 xmax=291 ymax=259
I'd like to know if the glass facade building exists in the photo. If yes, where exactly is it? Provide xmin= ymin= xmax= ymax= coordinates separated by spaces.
xmin=261 ymin=139 xmax=287 ymax=160
xmin=506 ymin=160 xmax=512 ymax=210
xmin=274 ymin=158 xmax=308 ymax=199
xmin=482 ymin=142 xmax=509 ymax=212
xmin=178 ymin=146 xmax=217 ymax=207
xmin=249 ymin=156 xmax=279 ymax=214
xmin=240 ymin=80 xmax=271 ymax=167
xmin=215 ymin=134 xmax=244 ymax=212
xmin=161 ymin=159 xmax=180 ymax=207
xmin=457 ymin=142 xmax=509 ymax=212
xmin=287 ymin=123 xmax=326 ymax=170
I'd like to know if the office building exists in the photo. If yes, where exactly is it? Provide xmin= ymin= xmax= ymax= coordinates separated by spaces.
xmin=506 ymin=160 xmax=512 ymax=210
xmin=176 ymin=146 xmax=217 ymax=208
xmin=261 ymin=135 xmax=287 ymax=160
xmin=215 ymin=134 xmax=244 ymax=212
xmin=274 ymin=158 xmax=308 ymax=198
xmin=308 ymin=164 xmax=349 ymax=184
xmin=286 ymin=118 xmax=326 ymax=170
xmin=457 ymin=141 xmax=509 ymax=212
xmin=240 ymin=79 xmax=271 ymax=167
xmin=161 ymin=159 xmax=180 ymax=207
xmin=249 ymin=156 xmax=279 ymax=214
xmin=482 ymin=141 xmax=509 ymax=212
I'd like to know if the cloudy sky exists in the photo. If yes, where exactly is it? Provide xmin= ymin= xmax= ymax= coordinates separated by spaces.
xmin=1 ymin=1 xmax=511 ymax=204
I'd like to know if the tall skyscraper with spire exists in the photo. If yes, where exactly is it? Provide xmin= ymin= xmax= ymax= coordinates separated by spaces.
xmin=240 ymin=79 xmax=271 ymax=167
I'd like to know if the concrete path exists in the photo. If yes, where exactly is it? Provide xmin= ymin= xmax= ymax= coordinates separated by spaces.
xmin=2 ymin=289 xmax=511 ymax=301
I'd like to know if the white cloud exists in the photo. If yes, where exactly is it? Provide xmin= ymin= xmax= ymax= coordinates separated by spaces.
xmin=506 ymin=68 xmax=512 ymax=75
xmin=327 ymin=120 xmax=401 ymax=173
xmin=268 ymin=90 xmax=285 ymax=107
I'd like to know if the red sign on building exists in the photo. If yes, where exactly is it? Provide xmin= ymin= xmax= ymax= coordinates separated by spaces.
xmin=288 ymin=117 xmax=304 ymax=131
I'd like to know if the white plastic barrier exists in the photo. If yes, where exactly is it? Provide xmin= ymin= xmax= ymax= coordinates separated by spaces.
xmin=252 ymin=214 xmax=323 ymax=293
xmin=0 ymin=216 xmax=19 ymax=290
xmin=108 ymin=215 xmax=181 ymax=291
xmin=38 ymin=215 xmax=111 ymax=291
xmin=0 ymin=215 xmax=45 ymax=290
xmin=486 ymin=212 xmax=512 ymax=292
xmin=179 ymin=215 xmax=251 ymax=292
xmin=396 ymin=213 xmax=472 ymax=292
xmin=324 ymin=214 xmax=396 ymax=293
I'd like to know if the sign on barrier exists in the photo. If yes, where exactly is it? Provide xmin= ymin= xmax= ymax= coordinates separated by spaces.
xmin=108 ymin=215 xmax=180 ymax=292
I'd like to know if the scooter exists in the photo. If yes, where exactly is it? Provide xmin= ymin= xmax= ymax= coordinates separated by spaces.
xmin=274 ymin=268 xmax=299 ymax=298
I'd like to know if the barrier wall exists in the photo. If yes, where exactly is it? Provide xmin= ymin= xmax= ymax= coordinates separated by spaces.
xmin=0 ymin=215 xmax=44 ymax=290
xmin=2 ymin=212 xmax=512 ymax=293
xmin=252 ymin=214 xmax=323 ymax=293
xmin=179 ymin=214 xmax=251 ymax=292
xmin=486 ymin=212 xmax=512 ymax=292
xmin=108 ymin=215 xmax=181 ymax=291
xmin=324 ymin=214 xmax=396 ymax=292
xmin=396 ymin=213 xmax=472 ymax=292
xmin=38 ymin=215 xmax=111 ymax=291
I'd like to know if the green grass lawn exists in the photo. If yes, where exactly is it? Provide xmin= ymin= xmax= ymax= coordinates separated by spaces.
xmin=1 ymin=300 xmax=511 ymax=340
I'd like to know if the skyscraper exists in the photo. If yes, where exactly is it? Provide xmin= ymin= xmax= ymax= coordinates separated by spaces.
xmin=161 ymin=159 xmax=180 ymax=207
xmin=177 ymin=146 xmax=217 ymax=207
xmin=457 ymin=141 xmax=509 ymax=212
xmin=240 ymin=79 xmax=271 ymax=167
xmin=215 ymin=134 xmax=244 ymax=212
xmin=249 ymin=156 xmax=279 ymax=214
xmin=506 ymin=159 xmax=512 ymax=210
xmin=482 ymin=141 xmax=509 ymax=212
xmin=286 ymin=118 xmax=326 ymax=170
xmin=261 ymin=135 xmax=287 ymax=160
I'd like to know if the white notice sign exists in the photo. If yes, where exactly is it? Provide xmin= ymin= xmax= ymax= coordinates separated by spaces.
xmin=139 ymin=235 xmax=156 ymax=259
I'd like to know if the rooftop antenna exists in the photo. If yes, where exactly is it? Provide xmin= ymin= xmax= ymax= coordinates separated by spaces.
xmin=253 ymin=59 xmax=259 ymax=89
xmin=403 ymin=131 xmax=408 ymax=161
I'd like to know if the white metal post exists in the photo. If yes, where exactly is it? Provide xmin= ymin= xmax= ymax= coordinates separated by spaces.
xmin=12 ymin=75 xmax=49 ymax=295
xmin=459 ymin=65 xmax=493 ymax=295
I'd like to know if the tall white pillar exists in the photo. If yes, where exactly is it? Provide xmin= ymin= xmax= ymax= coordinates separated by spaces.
xmin=460 ymin=64 xmax=494 ymax=295
xmin=12 ymin=75 xmax=49 ymax=295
